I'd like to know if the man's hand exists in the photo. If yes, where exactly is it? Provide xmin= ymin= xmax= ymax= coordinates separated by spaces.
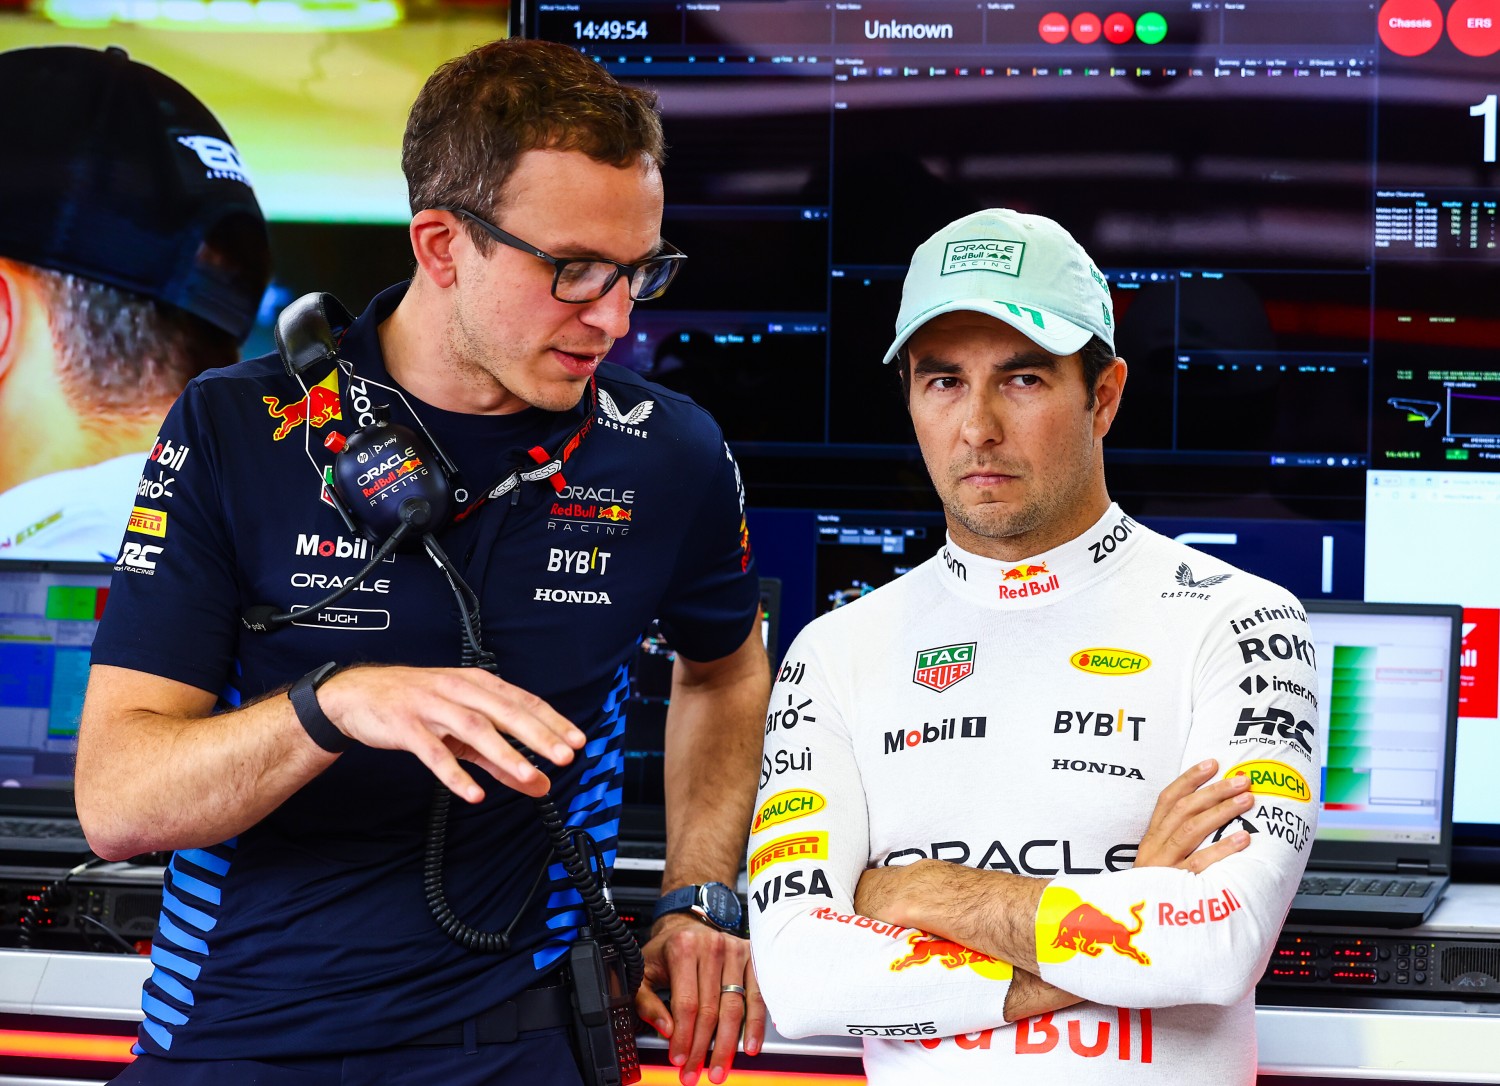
xmin=636 ymin=914 xmax=765 ymax=1085
xmin=1135 ymin=758 xmax=1254 ymax=870
xmin=317 ymin=665 xmax=586 ymax=802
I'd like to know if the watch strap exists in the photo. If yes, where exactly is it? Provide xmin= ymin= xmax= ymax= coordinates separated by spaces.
xmin=289 ymin=660 xmax=350 ymax=753
xmin=653 ymin=885 xmax=698 ymax=920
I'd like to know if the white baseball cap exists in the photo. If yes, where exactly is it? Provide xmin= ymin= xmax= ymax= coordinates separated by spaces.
xmin=881 ymin=208 xmax=1115 ymax=365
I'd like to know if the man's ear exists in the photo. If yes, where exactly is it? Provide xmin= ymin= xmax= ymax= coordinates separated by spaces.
xmin=409 ymin=209 xmax=461 ymax=289
xmin=1093 ymin=356 xmax=1128 ymax=439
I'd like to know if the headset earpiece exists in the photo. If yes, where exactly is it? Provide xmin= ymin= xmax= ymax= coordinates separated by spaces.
xmin=273 ymin=292 xmax=356 ymax=379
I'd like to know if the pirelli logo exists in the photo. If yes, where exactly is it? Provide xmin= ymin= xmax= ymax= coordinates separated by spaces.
xmin=749 ymin=832 xmax=828 ymax=879
xmin=127 ymin=506 xmax=167 ymax=537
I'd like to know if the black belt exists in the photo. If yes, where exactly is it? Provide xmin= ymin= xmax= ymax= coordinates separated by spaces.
xmin=402 ymin=982 xmax=574 ymax=1046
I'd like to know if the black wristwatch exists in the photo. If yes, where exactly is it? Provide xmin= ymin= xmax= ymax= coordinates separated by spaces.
xmin=288 ymin=660 xmax=351 ymax=753
xmin=654 ymin=882 xmax=743 ymax=933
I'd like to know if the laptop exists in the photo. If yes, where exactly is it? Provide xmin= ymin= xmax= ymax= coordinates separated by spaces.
xmin=1285 ymin=600 xmax=1462 ymax=928
xmin=0 ymin=559 xmax=114 ymax=864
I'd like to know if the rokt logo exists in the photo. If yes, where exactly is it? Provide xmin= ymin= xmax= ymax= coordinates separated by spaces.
xmin=1225 ymin=759 xmax=1312 ymax=802
xmin=912 ymin=642 xmax=976 ymax=692
xmin=1070 ymin=648 xmax=1150 ymax=676
xmin=884 ymin=716 xmax=986 ymax=754
xmin=752 ymin=789 xmax=825 ymax=834
xmin=1238 ymin=633 xmax=1317 ymax=668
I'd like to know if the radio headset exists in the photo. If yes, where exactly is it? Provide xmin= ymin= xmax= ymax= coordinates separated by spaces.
xmin=245 ymin=294 xmax=642 ymax=1084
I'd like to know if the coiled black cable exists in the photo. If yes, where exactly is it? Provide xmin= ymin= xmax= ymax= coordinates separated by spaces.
xmin=417 ymin=531 xmax=645 ymax=993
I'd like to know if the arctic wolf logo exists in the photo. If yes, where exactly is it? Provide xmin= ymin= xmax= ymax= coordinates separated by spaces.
xmin=1051 ymin=901 xmax=1151 ymax=965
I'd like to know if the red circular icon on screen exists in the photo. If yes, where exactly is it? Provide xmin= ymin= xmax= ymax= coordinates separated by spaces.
xmin=1039 ymin=11 xmax=1070 ymax=43
xmin=1072 ymin=12 xmax=1103 ymax=43
xmin=1103 ymin=12 xmax=1135 ymax=44
xmin=1448 ymin=0 xmax=1500 ymax=56
xmin=1378 ymin=0 xmax=1444 ymax=56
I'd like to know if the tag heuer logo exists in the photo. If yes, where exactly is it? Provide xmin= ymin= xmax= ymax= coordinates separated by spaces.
xmin=913 ymin=642 xmax=976 ymax=692
xmin=941 ymin=239 xmax=1025 ymax=277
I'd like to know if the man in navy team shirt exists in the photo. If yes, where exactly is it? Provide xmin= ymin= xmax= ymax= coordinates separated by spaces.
xmin=76 ymin=39 xmax=770 ymax=1086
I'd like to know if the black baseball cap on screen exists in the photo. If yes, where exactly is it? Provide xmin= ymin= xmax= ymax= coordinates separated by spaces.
xmin=0 ymin=45 xmax=270 ymax=341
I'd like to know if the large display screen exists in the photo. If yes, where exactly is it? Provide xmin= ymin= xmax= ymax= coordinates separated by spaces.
xmin=515 ymin=0 xmax=1500 ymax=856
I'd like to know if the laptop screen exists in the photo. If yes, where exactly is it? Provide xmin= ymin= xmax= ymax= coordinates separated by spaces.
xmin=0 ymin=561 xmax=113 ymax=802
xmin=1304 ymin=602 xmax=1462 ymax=851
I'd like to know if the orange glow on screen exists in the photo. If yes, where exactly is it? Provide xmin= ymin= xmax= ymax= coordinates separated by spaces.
xmin=0 ymin=1029 xmax=137 ymax=1062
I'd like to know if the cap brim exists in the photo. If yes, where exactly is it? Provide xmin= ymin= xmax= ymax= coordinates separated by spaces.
xmin=880 ymin=299 xmax=1093 ymax=365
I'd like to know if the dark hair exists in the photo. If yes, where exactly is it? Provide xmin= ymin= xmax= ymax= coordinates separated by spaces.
xmin=402 ymin=39 xmax=666 ymax=254
xmin=31 ymin=267 xmax=239 ymax=415
xmin=898 ymin=333 xmax=1117 ymax=408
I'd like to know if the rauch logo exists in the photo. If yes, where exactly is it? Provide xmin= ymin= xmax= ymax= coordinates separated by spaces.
xmin=752 ymin=789 xmax=825 ymax=834
xmin=1070 ymin=648 xmax=1150 ymax=676
xmin=1224 ymin=759 xmax=1312 ymax=802
xmin=912 ymin=642 xmax=976 ymax=692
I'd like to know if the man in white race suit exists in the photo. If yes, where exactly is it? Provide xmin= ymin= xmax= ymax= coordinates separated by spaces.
xmin=748 ymin=208 xmax=1320 ymax=1084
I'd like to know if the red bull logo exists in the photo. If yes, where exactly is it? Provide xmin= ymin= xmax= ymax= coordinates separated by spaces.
xmin=265 ymin=370 xmax=342 ymax=441
xmin=598 ymin=504 xmax=632 ymax=523
xmin=1002 ymin=562 xmax=1050 ymax=581
xmin=1049 ymin=900 xmax=1150 ymax=966
xmin=998 ymin=562 xmax=1060 ymax=600
xmin=890 ymin=932 xmax=1012 ymax=980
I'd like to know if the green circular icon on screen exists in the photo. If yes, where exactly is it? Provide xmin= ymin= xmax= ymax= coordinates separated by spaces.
xmin=1136 ymin=11 xmax=1167 ymax=44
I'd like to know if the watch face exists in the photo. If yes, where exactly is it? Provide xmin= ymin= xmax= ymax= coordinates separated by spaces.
xmin=701 ymin=883 xmax=742 ymax=929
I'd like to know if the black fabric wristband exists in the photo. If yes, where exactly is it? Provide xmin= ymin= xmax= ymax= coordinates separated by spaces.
xmin=288 ymin=661 xmax=351 ymax=753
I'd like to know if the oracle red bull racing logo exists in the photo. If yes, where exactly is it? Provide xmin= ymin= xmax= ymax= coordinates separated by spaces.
xmin=912 ymin=642 xmax=976 ymax=692
xmin=1036 ymin=886 xmax=1151 ymax=967
xmin=265 ymin=369 xmax=342 ymax=441
xmin=890 ymin=932 xmax=1013 ymax=981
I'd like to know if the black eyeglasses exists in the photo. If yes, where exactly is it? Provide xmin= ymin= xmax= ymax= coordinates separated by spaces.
xmin=439 ymin=206 xmax=687 ymax=303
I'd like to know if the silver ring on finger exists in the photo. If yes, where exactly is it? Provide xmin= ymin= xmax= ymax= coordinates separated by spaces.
xmin=720 ymin=984 xmax=747 ymax=997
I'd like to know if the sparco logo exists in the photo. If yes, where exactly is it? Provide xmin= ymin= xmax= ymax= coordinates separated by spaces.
xmin=1088 ymin=513 xmax=1136 ymax=564
xmin=1238 ymin=633 xmax=1317 ymax=668
xmin=884 ymin=716 xmax=986 ymax=753
xmin=1052 ymin=758 xmax=1145 ymax=780
xmin=912 ymin=642 xmax=975 ymax=692
xmin=848 ymin=1022 xmax=937 ymax=1037
xmin=533 ymin=588 xmax=612 ymax=605
xmin=1233 ymin=706 xmax=1315 ymax=756
xmin=296 ymin=533 xmax=372 ymax=560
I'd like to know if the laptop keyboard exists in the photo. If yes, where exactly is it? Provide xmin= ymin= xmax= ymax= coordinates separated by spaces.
xmin=0 ymin=816 xmax=85 ymax=839
xmin=1298 ymin=876 xmax=1432 ymax=898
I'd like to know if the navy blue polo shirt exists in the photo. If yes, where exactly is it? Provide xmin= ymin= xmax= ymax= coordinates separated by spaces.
xmin=92 ymin=283 xmax=759 ymax=1059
